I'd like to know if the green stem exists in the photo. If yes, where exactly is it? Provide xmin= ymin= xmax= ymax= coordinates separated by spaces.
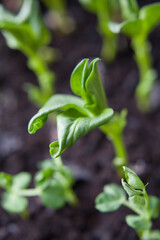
xmin=132 ymin=37 xmax=157 ymax=111
xmin=97 ymin=2 xmax=117 ymax=63
xmin=65 ymin=188 xmax=79 ymax=207
xmin=14 ymin=188 xmax=41 ymax=197
xmin=100 ymin=124 xmax=128 ymax=176
xmin=143 ymin=187 xmax=150 ymax=219
xmin=28 ymin=53 xmax=55 ymax=94
xmin=123 ymin=200 xmax=142 ymax=216
xmin=100 ymin=30 xmax=117 ymax=63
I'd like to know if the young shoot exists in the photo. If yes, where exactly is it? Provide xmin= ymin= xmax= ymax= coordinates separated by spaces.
xmin=109 ymin=0 xmax=160 ymax=111
xmin=96 ymin=166 xmax=160 ymax=240
xmin=0 ymin=157 xmax=77 ymax=215
xmin=79 ymin=0 xmax=120 ymax=63
xmin=28 ymin=58 xmax=128 ymax=175
xmin=0 ymin=0 xmax=56 ymax=106
xmin=41 ymin=0 xmax=75 ymax=34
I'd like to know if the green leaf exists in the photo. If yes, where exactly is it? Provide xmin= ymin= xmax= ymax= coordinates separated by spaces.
xmin=0 ymin=0 xmax=50 ymax=52
xmin=95 ymin=184 xmax=126 ymax=212
xmin=70 ymin=58 xmax=108 ymax=112
xmin=37 ymin=159 xmax=55 ymax=170
xmin=79 ymin=0 xmax=99 ymax=13
xmin=40 ymin=184 xmax=66 ymax=209
xmin=109 ymin=19 xmax=143 ymax=37
xmin=129 ymin=195 xmax=145 ymax=211
xmin=70 ymin=58 xmax=89 ymax=97
xmin=12 ymin=172 xmax=31 ymax=189
xmin=149 ymin=195 xmax=160 ymax=219
xmin=2 ymin=192 xmax=28 ymax=214
xmin=0 ymin=172 xmax=12 ymax=189
xmin=85 ymin=58 xmax=108 ymax=111
xmin=121 ymin=19 xmax=143 ymax=37
xmin=123 ymin=167 xmax=145 ymax=190
xmin=126 ymin=215 xmax=152 ymax=231
xmin=28 ymin=94 xmax=87 ymax=134
xmin=50 ymin=108 xmax=114 ymax=158
xmin=121 ymin=178 xmax=143 ymax=197
xmin=139 ymin=3 xmax=160 ymax=34
xmin=35 ymin=169 xmax=54 ymax=190
xmin=141 ymin=230 xmax=160 ymax=240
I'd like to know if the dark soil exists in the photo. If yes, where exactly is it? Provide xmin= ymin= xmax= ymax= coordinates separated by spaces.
xmin=0 ymin=1 xmax=160 ymax=240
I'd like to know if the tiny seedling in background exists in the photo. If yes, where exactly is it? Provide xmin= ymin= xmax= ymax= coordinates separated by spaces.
xmin=0 ymin=0 xmax=57 ymax=106
xmin=79 ymin=0 xmax=120 ymax=63
xmin=41 ymin=0 xmax=75 ymax=34
xmin=0 ymin=157 xmax=77 ymax=215
xmin=28 ymin=58 xmax=128 ymax=175
xmin=96 ymin=166 xmax=160 ymax=240
xmin=109 ymin=0 xmax=160 ymax=112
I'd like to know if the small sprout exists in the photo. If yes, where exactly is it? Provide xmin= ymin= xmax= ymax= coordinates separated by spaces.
xmin=28 ymin=58 xmax=128 ymax=175
xmin=79 ymin=0 xmax=120 ymax=62
xmin=0 ymin=0 xmax=56 ymax=106
xmin=96 ymin=166 xmax=160 ymax=240
xmin=0 ymin=172 xmax=31 ymax=214
xmin=109 ymin=0 xmax=160 ymax=111
xmin=0 ymin=157 xmax=77 ymax=215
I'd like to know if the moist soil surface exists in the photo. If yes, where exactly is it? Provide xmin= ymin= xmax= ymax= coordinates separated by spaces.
xmin=0 ymin=1 xmax=160 ymax=240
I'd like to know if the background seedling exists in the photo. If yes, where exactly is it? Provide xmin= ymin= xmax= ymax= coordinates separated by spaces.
xmin=28 ymin=58 xmax=128 ymax=175
xmin=0 ymin=0 xmax=57 ymax=106
xmin=96 ymin=166 xmax=160 ymax=240
xmin=79 ymin=0 xmax=120 ymax=63
xmin=109 ymin=0 xmax=160 ymax=111
xmin=0 ymin=157 xmax=77 ymax=215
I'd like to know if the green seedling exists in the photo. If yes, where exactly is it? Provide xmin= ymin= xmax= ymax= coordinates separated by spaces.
xmin=79 ymin=0 xmax=120 ymax=63
xmin=28 ymin=58 xmax=128 ymax=175
xmin=41 ymin=0 xmax=75 ymax=34
xmin=0 ymin=0 xmax=56 ymax=106
xmin=0 ymin=157 xmax=77 ymax=215
xmin=96 ymin=166 xmax=160 ymax=240
xmin=109 ymin=0 xmax=160 ymax=111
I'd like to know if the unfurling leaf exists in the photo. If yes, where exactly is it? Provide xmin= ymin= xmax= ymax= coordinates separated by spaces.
xmin=123 ymin=166 xmax=144 ymax=190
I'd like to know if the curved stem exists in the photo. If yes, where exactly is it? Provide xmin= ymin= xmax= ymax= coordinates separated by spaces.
xmin=132 ymin=37 xmax=157 ymax=111
xmin=100 ymin=123 xmax=128 ymax=176
xmin=13 ymin=188 xmax=41 ymax=197
xmin=123 ymin=200 xmax=143 ymax=216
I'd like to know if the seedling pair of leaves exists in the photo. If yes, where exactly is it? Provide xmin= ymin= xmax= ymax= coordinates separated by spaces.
xmin=79 ymin=0 xmax=120 ymax=63
xmin=109 ymin=0 xmax=160 ymax=111
xmin=28 ymin=58 xmax=128 ymax=174
xmin=0 ymin=0 xmax=56 ymax=106
xmin=0 ymin=157 xmax=77 ymax=214
xmin=96 ymin=167 xmax=160 ymax=240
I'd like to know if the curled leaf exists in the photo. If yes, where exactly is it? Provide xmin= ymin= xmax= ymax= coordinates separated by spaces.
xmin=28 ymin=94 xmax=87 ymax=134
xmin=50 ymin=108 xmax=114 ymax=158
